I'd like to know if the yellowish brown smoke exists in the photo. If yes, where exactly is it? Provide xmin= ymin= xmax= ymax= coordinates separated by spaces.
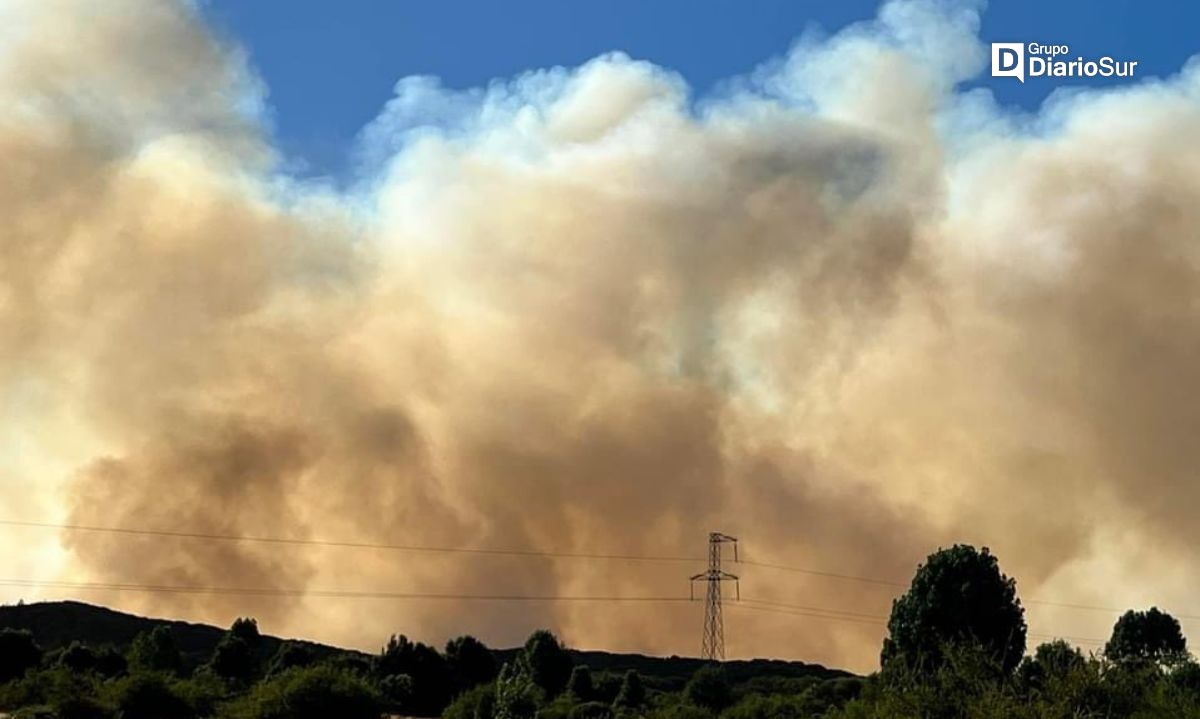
xmin=3 ymin=0 xmax=1200 ymax=672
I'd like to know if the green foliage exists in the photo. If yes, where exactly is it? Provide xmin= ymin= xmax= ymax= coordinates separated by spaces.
xmin=218 ymin=664 xmax=382 ymax=719
xmin=721 ymin=692 xmax=822 ymax=719
xmin=210 ymin=635 xmax=258 ymax=684
xmin=881 ymin=544 xmax=1027 ymax=678
xmin=446 ymin=635 xmax=498 ymax=690
xmin=522 ymin=630 xmax=574 ymax=699
xmin=104 ymin=672 xmax=195 ymax=719
xmin=645 ymin=701 xmax=714 ymax=719
xmin=0 ymin=667 xmax=101 ymax=715
xmin=58 ymin=642 xmax=97 ymax=674
xmin=1016 ymin=639 xmax=1085 ymax=695
xmin=127 ymin=626 xmax=182 ymax=675
xmin=1171 ymin=661 xmax=1200 ymax=696
xmin=443 ymin=681 xmax=496 ymax=719
xmin=567 ymin=665 xmax=595 ymax=702
xmin=685 ymin=666 xmax=731 ymax=712
xmin=613 ymin=669 xmax=645 ymax=710
xmin=266 ymin=642 xmax=315 ymax=676
xmin=495 ymin=659 xmax=539 ymax=719
xmin=230 ymin=618 xmax=261 ymax=645
xmin=380 ymin=672 xmax=414 ymax=709
xmin=569 ymin=700 xmax=613 ymax=719
xmin=1105 ymin=607 xmax=1189 ymax=669
xmin=0 ymin=628 xmax=42 ymax=682
xmin=92 ymin=646 xmax=128 ymax=679
xmin=377 ymin=634 xmax=452 ymax=715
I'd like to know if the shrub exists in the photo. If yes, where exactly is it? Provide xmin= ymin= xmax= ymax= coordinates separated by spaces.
xmin=219 ymin=664 xmax=382 ymax=719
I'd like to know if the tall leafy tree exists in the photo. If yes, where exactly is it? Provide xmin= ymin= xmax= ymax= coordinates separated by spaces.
xmin=210 ymin=634 xmax=257 ymax=683
xmin=445 ymin=635 xmax=498 ymax=689
xmin=230 ymin=617 xmax=262 ymax=645
xmin=495 ymin=659 xmax=539 ymax=719
xmin=1106 ymin=607 xmax=1188 ymax=668
xmin=378 ymin=634 xmax=452 ymax=716
xmin=882 ymin=544 xmax=1027 ymax=677
xmin=522 ymin=630 xmax=573 ymax=699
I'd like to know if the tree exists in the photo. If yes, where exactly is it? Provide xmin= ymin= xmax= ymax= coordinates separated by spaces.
xmin=612 ymin=669 xmax=645 ymax=710
xmin=224 ymin=664 xmax=382 ymax=719
xmin=58 ymin=641 xmax=97 ymax=673
xmin=567 ymin=665 xmax=594 ymax=701
xmin=107 ymin=673 xmax=194 ymax=719
xmin=1105 ymin=607 xmax=1188 ymax=668
xmin=443 ymin=682 xmax=496 ymax=719
xmin=881 ymin=544 xmax=1027 ymax=677
xmin=1017 ymin=640 xmax=1085 ymax=693
xmin=268 ymin=642 xmax=316 ymax=676
xmin=522 ymin=630 xmax=573 ymax=699
xmin=0 ymin=628 xmax=42 ymax=682
xmin=231 ymin=617 xmax=262 ymax=644
xmin=495 ymin=660 xmax=538 ymax=719
xmin=211 ymin=634 xmax=258 ymax=684
xmin=377 ymin=634 xmax=452 ymax=716
xmin=94 ymin=645 xmax=129 ymax=678
xmin=128 ymin=626 xmax=182 ymax=675
xmin=446 ymin=635 xmax=498 ymax=689
xmin=685 ymin=666 xmax=731 ymax=712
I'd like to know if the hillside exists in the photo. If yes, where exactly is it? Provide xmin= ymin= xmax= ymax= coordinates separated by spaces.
xmin=0 ymin=600 xmax=851 ymax=685
xmin=0 ymin=601 xmax=358 ymax=672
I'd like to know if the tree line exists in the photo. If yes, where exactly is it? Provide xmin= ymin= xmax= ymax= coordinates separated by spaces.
xmin=2 ymin=544 xmax=1198 ymax=717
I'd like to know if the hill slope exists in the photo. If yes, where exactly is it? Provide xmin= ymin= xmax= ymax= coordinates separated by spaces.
xmin=0 ymin=600 xmax=853 ymax=684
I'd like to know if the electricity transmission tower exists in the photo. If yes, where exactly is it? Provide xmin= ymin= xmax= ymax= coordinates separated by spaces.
xmin=690 ymin=532 xmax=739 ymax=661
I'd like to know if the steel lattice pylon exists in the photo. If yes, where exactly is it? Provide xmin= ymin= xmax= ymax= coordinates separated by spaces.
xmin=690 ymin=532 xmax=739 ymax=661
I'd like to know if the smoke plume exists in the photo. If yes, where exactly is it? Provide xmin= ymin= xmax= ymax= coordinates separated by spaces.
xmin=3 ymin=0 xmax=1200 ymax=672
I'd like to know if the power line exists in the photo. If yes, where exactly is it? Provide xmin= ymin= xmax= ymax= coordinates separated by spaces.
xmin=739 ymin=557 xmax=1200 ymax=623
xmin=735 ymin=601 xmax=1109 ymax=646
xmin=0 ymin=578 xmax=1114 ymax=649
xmin=739 ymin=559 xmax=906 ymax=588
xmin=741 ymin=597 xmax=888 ymax=621
xmin=6 ymin=519 xmax=1197 ymax=623
xmin=0 ymin=577 xmax=692 ymax=603
xmin=0 ymin=519 xmax=697 ymax=564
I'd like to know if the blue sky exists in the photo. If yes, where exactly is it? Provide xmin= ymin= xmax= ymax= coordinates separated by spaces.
xmin=202 ymin=0 xmax=1198 ymax=177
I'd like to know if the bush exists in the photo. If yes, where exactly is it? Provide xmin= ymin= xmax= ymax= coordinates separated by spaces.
xmin=104 ymin=673 xmax=194 ymax=719
xmin=522 ymin=630 xmax=573 ymax=699
xmin=612 ymin=670 xmax=645 ymax=710
xmin=127 ymin=627 xmax=182 ymax=675
xmin=443 ymin=682 xmax=496 ymax=719
xmin=219 ymin=664 xmax=382 ymax=719
xmin=567 ymin=665 xmax=595 ymax=702
xmin=684 ymin=667 xmax=731 ymax=712
xmin=266 ymin=643 xmax=315 ymax=676
xmin=570 ymin=700 xmax=613 ymax=719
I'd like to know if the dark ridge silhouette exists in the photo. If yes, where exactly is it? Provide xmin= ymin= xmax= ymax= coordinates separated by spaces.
xmin=0 ymin=601 xmax=359 ymax=671
xmin=0 ymin=600 xmax=851 ymax=684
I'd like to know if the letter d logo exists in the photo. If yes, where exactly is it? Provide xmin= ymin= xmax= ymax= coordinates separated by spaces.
xmin=991 ymin=43 xmax=1024 ymax=83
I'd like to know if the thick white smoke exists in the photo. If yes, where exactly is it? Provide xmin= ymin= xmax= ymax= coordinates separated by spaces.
xmin=3 ymin=0 xmax=1200 ymax=673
